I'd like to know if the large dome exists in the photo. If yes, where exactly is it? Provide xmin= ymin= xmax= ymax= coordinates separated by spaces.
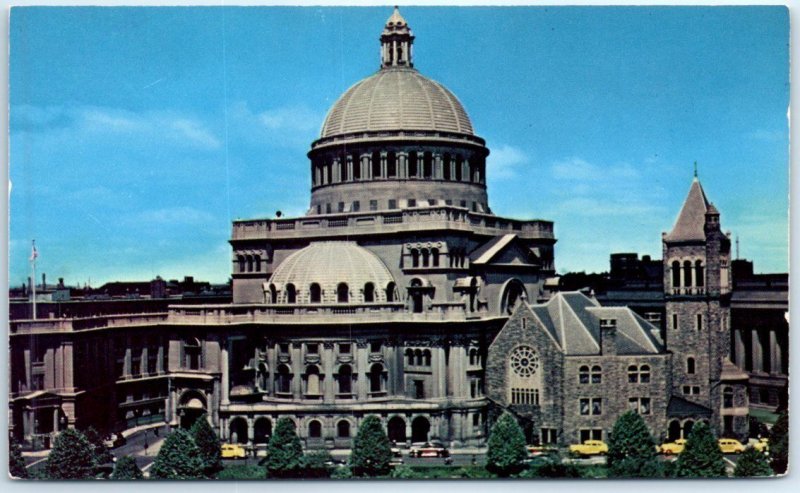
xmin=267 ymin=242 xmax=397 ymax=304
xmin=320 ymin=68 xmax=474 ymax=138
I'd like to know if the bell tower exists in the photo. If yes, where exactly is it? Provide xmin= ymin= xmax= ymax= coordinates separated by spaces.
xmin=380 ymin=7 xmax=414 ymax=68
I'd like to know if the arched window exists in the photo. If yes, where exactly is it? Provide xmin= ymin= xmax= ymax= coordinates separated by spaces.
xmin=628 ymin=365 xmax=639 ymax=383
xmin=421 ymin=249 xmax=430 ymax=267
xmin=254 ymin=255 xmax=261 ymax=272
xmin=386 ymin=151 xmax=396 ymax=178
xmin=469 ymin=348 xmax=478 ymax=366
xmin=305 ymin=365 xmax=321 ymax=395
xmin=276 ymin=364 xmax=291 ymax=394
xmin=257 ymin=363 xmax=269 ymax=391
xmin=351 ymin=154 xmax=361 ymax=181
xmin=723 ymin=387 xmax=734 ymax=408
xmin=308 ymin=420 xmax=322 ymax=438
xmin=238 ymin=255 xmax=246 ymax=273
xmin=246 ymin=255 xmax=254 ymax=272
xmin=337 ymin=283 xmax=349 ymax=303
xmin=409 ymin=151 xmax=418 ymax=178
xmin=369 ymin=363 xmax=384 ymax=393
xmin=411 ymin=249 xmax=420 ymax=268
xmin=423 ymin=349 xmax=431 ymax=366
xmin=431 ymin=248 xmax=440 ymax=267
xmin=423 ymin=151 xmax=433 ymax=179
xmin=640 ymin=365 xmax=651 ymax=383
xmin=286 ymin=283 xmax=296 ymax=304
xmin=695 ymin=260 xmax=704 ymax=287
xmin=414 ymin=349 xmax=423 ymax=366
xmin=405 ymin=349 xmax=414 ymax=366
xmin=373 ymin=151 xmax=382 ymax=179
xmin=337 ymin=420 xmax=351 ymax=438
xmin=337 ymin=365 xmax=352 ymax=395
xmin=683 ymin=260 xmax=693 ymax=287
xmin=310 ymin=283 xmax=321 ymax=303
xmin=386 ymin=282 xmax=396 ymax=302
xmin=363 ymin=283 xmax=375 ymax=303
xmin=184 ymin=338 xmax=202 ymax=370
xmin=591 ymin=365 xmax=602 ymax=384
xmin=672 ymin=260 xmax=681 ymax=288
xmin=687 ymin=357 xmax=696 ymax=374
xmin=455 ymin=156 xmax=463 ymax=181
xmin=579 ymin=365 xmax=590 ymax=384
xmin=269 ymin=284 xmax=278 ymax=304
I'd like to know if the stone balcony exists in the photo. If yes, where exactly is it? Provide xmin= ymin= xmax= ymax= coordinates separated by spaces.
xmin=231 ymin=206 xmax=555 ymax=242
xmin=10 ymin=313 xmax=169 ymax=335
xmin=167 ymin=301 xmax=496 ymax=325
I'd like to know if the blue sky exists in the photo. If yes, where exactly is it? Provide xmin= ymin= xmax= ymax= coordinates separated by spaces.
xmin=9 ymin=6 xmax=789 ymax=286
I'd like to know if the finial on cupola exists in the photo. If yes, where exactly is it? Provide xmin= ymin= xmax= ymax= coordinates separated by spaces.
xmin=381 ymin=6 xmax=414 ymax=69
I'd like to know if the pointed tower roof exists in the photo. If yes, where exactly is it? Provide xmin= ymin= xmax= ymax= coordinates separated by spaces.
xmin=665 ymin=177 xmax=710 ymax=242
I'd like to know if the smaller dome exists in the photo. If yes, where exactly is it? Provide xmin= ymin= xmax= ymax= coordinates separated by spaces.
xmin=267 ymin=242 xmax=397 ymax=304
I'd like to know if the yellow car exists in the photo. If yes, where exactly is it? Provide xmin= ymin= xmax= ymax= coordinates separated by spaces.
xmin=658 ymin=438 xmax=687 ymax=455
xmin=747 ymin=438 xmax=769 ymax=453
xmin=569 ymin=440 xmax=608 ymax=457
xmin=221 ymin=443 xmax=247 ymax=459
xmin=718 ymin=438 xmax=746 ymax=454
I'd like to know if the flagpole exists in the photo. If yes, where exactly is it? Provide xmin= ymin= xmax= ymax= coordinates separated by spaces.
xmin=30 ymin=240 xmax=37 ymax=320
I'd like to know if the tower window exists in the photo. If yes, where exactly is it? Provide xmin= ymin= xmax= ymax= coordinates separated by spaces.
xmin=672 ymin=314 xmax=678 ymax=330
xmin=696 ymin=314 xmax=702 ymax=331
xmin=687 ymin=357 xmax=696 ymax=374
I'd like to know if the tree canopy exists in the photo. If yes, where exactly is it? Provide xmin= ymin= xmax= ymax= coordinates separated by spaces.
xmin=9 ymin=435 xmax=29 ymax=479
xmin=111 ymin=456 xmax=144 ymax=480
xmin=350 ymin=415 xmax=393 ymax=477
xmin=769 ymin=411 xmax=788 ymax=475
xmin=734 ymin=447 xmax=772 ymax=477
xmin=485 ymin=412 xmax=527 ymax=477
xmin=149 ymin=428 xmax=205 ymax=479
xmin=189 ymin=414 xmax=223 ymax=475
xmin=607 ymin=411 xmax=663 ymax=478
xmin=673 ymin=422 xmax=726 ymax=478
xmin=264 ymin=418 xmax=304 ymax=478
xmin=45 ymin=428 xmax=98 ymax=480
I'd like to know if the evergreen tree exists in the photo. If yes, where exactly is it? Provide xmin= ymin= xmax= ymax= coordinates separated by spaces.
xmin=350 ymin=415 xmax=392 ymax=477
xmin=733 ymin=447 xmax=772 ymax=477
xmin=189 ymin=414 xmax=222 ymax=475
xmin=9 ymin=434 xmax=29 ymax=479
xmin=111 ymin=456 xmax=144 ymax=480
xmin=149 ymin=429 xmax=205 ymax=480
xmin=769 ymin=411 xmax=788 ymax=475
xmin=45 ymin=428 xmax=97 ymax=480
xmin=673 ymin=422 xmax=727 ymax=478
xmin=83 ymin=427 xmax=114 ymax=466
xmin=264 ymin=418 xmax=304 ymax=478
xmin=302 ymin=450 xmax=334 ymax=478
xmin=607 ymin=411 xmax=663 ymax=478
xmin=485 ymin=412 xmax=527 ymax=477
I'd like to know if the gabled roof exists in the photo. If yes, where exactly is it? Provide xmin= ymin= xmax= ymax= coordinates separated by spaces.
xmin=667 ymin=395 xmax=713 ymax=417
xmin=470 ymin=234 xmax=537 ymax=266
xmin=470 ymin=234 xmax=517 ymax=265
xmin=522 ymin=291 xmax=665 ymax=356
xmin=665 ymin=178 xmax=710 ymax=242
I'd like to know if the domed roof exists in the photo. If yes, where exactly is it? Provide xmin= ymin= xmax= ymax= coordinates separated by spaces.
xmin=268 ymin=242 xmax=396 ymax=304
xmin=320 ymin=68 xmax=475 ymax=138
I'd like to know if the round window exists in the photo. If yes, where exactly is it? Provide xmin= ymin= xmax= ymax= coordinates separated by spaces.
xmin=510 ymin=346 xmax=539 ymax=377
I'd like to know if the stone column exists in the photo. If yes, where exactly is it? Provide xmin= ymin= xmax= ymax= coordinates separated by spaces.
xmin=380 ymin=152 xmax=388 ymax=179
xmin=124 ymin=348 xmax=132 ymax=378
xmin=435 ymin=346 xmax=446 ymax=397
xmin=405 ymin=419 xmax=413 ymax=447
xmin=52 ymin=408 xmax=60 ymax=433
xmin=221 ymin=342 xmax=230 ymax=405
xmin=397 ymin=152 xmax=407 ymax=179
xmin=323 ymin=343 xmax=335 ymax=402
xmin=356 ymin=341 xmax=368 ymax=400
xmin=417 ymin=152 xmax=424 ymax=179
xmin=63 ymin=342 xmax=74 ymax=389
xmin=385 ymin=345 xmax=396 ymax=396
xmin=448 ymin=343 xmax=466 ymax=398
xmin=333 ymin=158 xmax=340 ymax=183
xmin=292 ymin=343 xmax=303 ymax=399
xmin=751 ymin=329 xmax=763 ymax=372
xmin=247 ymin=416 xmax=255 ymax=445
xmin=362 ymin=154 xmax=371 ymax=180
xmin=346 ymin=155 xmax=354 ymax=181
xmin=450 ymin=159 xmax=456 ymax=182
xmin=769 ymin=329 xmax=782 ymax=374
xmin=434 ymin=154 xmax=443 ymax=179
xmin=734 ymin=328 xmax=745 ymax=369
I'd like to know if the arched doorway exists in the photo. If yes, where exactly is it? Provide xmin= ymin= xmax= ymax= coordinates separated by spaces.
xmin=500 ymin=279 xmax=527 ymax=315
xmin=668 ymin=420 xmax=681 ymax=441
xmin=683 ymin=420 xmax=694 ymax=439
xmin=229 ymin=417 xmax=248 ymax=444
xmin=254 ymin=418 xmax=272 ymax=445
xmin=178 ymin=391 xmax=206 ymax=429
xmin=388 ymin=416 xmax=406 ymax=443
xmin=411 ymin=416 xmax=430 ymax=443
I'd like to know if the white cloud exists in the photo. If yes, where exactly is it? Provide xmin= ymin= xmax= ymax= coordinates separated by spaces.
xmin=486 ymin=143 xmax=528 ymax=179
xmin=229 ymin=101 xmax=324 ymax=149
xmin=130 ymin=206 xmax=215 ymax=225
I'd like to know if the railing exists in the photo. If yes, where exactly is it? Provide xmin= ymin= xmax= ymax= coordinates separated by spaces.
xmin=231 ymin=206 xmax=555 ymax=241
xmin=10 ymin=312 xmax=169 ymax=334
xmin=670 ymin=287 xmax=706 ymax=296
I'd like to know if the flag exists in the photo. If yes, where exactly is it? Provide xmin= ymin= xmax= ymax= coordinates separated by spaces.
xmin=29 ymin=241 xmax=38 ymax=262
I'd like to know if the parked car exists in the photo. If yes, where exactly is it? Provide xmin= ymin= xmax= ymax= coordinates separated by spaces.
xmin=747 ymin=438 xmax=769 ymax=453
xmin=568 ymin=439 xmax=608 ymax=457
xmin=103 ymin=433 xmax=127 ymax=449
xmin=527 ymin=445 xmax=558 ymax=458
xmin=221 ymin=443 xmax=247 ymax=459
xmin=718 ymin=438 xmax=746 ymax=454
xmin=409 ymin=441 xmax=450 ymax=458
xmin=658 ymin=438 xmax=687 ymax=455
xmin=390 ymin=447 xmax=405 ymax=467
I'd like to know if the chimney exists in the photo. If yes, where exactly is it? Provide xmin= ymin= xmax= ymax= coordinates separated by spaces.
xmin=600 ymin=318 xmax=617 ymax=356
xmin=58 ymin=277 xmax=65 ymax=288
xmin=42 ymin=273 xmax=46 ymax=289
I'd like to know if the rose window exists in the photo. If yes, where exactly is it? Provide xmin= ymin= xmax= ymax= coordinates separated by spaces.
xmin=510 ymin=346 xmax=539 ymax=377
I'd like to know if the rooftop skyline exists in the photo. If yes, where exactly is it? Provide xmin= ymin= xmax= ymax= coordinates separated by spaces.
xmin=9 ymin=6 xmax=789 ymax=285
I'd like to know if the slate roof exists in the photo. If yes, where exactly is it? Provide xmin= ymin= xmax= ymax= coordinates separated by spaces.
xmin=667 ymin=395 xmax=713 ymax=417
xmin=469 ymin=234 xmax=517 ymax=265
xmin=665 ymin=178 xmax=711 ymax=242
xmin=525 ymin=291 xmax=665 ymax=356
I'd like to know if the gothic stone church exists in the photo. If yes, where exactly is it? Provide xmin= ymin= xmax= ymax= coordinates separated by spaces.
xmin=9 ymin=8 xmax=748 ymax=449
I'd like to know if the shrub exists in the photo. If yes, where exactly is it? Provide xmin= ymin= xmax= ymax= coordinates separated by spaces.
xmin=302 ymin=450 xmax=334 ymax=478
xmin=149 ymin=429 xmax=205 ymax=479
xmin=111 ymin=456 xmax=143 ymax=480
xmin=485 ymin=412 xmax=527 ymax=477
xmin=9 ymin=435 xmax=28 ymax=479
xmin=330 ymin=465 xmax=354 ymax=479
xmin=45 ymin=428 xmax=97 ymax=479
xmin=264 ymin=418 xmax=304 ymax=478
xmin=520 ymin=458 xmax=582 ymax=478
xmin=607 ymin=411 xmax=663 ymax=478
xmin=734 ymin=447 xmax=772 ymax=477
xmin=189 ymin=414 xmax=222 ymax=475
xmin=83 ymin=427 xmax=114 ymax=467
xmin=673 ymin=422 xmax=726 ymax=478
xmin=770 ymin=411 xmax=788 ymax=475
xmin=214 ymin=465 xmax=266 ymax=480
xmin=390 ymin=465 xmax=421 ymax=479
xmin=350 ymin=415 xmax=392 ymax=477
